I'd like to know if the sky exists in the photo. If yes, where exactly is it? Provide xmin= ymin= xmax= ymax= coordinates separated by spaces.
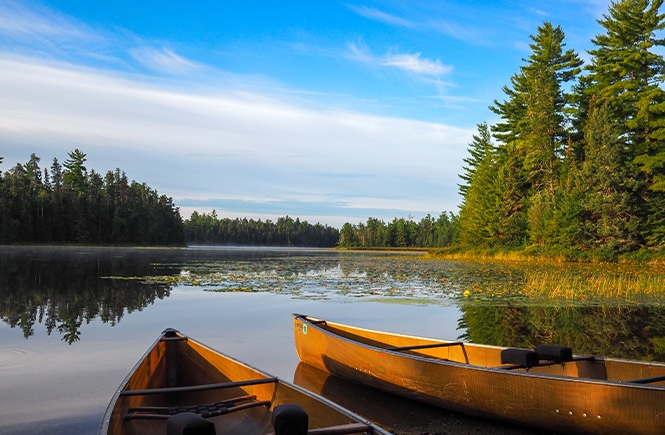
xmin=0 ymin=0 xmax=611 ymax=228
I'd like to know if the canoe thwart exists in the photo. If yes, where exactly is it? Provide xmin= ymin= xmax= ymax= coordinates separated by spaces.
xmin=386 ymin=341 xmax=463 ymax=352
xmin=386 ymin=341 xmax=470 ymax=364
xmin=307 ymin=423 xmax=375 ymax=434
xmin=267 ymin=423 xmax=375 ymax=435
xmin=119 ymin=377 xmax=278 ymax=396
xmin=625 ymin=374 xmax=665 ymax=384
xmin=534 ymin=345 xmax=572 ymax=363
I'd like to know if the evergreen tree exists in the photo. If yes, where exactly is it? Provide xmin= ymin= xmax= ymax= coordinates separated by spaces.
xmin=490 ymin=23 xmax=581 ymax=247
xmin=577 ymin=103 xmax=641 ymax=254
xmin=583 ymin=0 xmax=665 ymax=245
xmin=458 ymin=124 xmax=502 ymax=246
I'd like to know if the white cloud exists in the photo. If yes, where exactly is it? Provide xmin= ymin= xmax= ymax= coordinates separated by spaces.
xmin=0 ymin=55 xmax=470 ymax=225
xmin=0 ymin=0 xmax=92 ymax=41
xmin=347 ymin=42 xmax=452 ymax=79
xmin=348 ymin=6 xmax=414 ymax=28
xmin=382 ymin=52 xmax=452 ymax=76
xmin=129 ymin=47 xmax=203 ymax=75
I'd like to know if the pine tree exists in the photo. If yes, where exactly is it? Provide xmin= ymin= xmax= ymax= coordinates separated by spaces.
xmin=458 ymin=124 xmax=502 ymax=246
xmin=577 ymin=103 xmax=640 ymax=254
xmin=583 ymin=0 xmax=665 ymax=246
xmin=490 ymin=23 xmax=581 ymax=247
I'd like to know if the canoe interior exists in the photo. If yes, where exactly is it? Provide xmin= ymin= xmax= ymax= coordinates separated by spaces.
xmin=104 ymin=331 xmax=380 ymax=435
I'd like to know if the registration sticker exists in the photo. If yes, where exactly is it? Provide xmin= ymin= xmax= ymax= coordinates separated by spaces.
xmin=303 ymin=324 xmax=308 ymax=335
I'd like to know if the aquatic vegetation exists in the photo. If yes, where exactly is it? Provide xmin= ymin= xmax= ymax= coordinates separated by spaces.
xmin=111 ymin=251 xmax=665 ymax=307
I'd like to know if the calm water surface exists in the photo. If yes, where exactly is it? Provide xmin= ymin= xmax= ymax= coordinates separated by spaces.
xmin=0 ymin=246 xmax=663 ymax=435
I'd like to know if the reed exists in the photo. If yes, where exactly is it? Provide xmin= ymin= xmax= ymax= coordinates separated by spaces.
xmin=519 ymin=266 xmax=665 ymax=301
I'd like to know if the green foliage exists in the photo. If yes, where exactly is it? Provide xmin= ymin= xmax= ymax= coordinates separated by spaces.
xmin=0 ymin=151 xmax=185 ymax=246
xmin=458 ymin=123 xmax=502 ymax=246
xmin=338 ymin=213 xmax=458 ymax=249
xmin=184 ymin=212 xmax=339 ymax=247
xmin=459 ymin=1 xmax=665 ymax=256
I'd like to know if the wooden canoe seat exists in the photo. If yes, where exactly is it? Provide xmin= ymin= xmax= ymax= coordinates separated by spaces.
xmin=534 ymin=345 xmax=573 ymax=363
xmin=125 ymin=397 xmax=271 ymax=421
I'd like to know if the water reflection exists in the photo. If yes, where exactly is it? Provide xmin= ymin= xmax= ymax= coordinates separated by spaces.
xmin=0 ymin=246 xmax=175 ymax=343
xmin=460 ymin=304 xmax=665 ymax=361
xmin=1 ymin=246 xmax=664 ymax=361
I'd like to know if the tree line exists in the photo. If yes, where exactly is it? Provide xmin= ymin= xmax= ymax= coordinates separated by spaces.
xmin=337 ymin=213 xmax=458 ymax=248
xmin=184 ymin=211 xmax=339 ymax=247
xmin=0 ymin=150 xmax=185 ymax=245
xmin=456 ymin=0 xmax=665 ymax=260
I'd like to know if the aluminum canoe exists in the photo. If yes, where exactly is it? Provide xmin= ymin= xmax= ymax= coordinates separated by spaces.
xmin=99 ymin=328 xmax=389 ymax=435
xmin=293 ymin=313 xmax=665 ymax=435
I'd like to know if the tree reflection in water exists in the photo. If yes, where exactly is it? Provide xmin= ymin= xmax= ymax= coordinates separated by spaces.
xmin=459 ymin=304 xmax=665 ymax=361
xmin=2 ymin=246 xmax=664 ymax=358
xmin=0 ymin=246 xmax=173 ymax=344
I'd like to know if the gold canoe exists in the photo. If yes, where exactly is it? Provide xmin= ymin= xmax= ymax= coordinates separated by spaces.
xmin=293 ymin=314 xmax=665 ymax=435
xmin=99 ymin=328 xmax=389 ymax=435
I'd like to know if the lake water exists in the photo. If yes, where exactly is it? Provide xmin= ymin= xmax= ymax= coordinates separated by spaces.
xmin=1 ymin=246 xmax=663 ymax=435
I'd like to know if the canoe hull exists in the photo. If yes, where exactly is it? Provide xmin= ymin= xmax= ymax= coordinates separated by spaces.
xmin=100 ymin=328 xmax=388 ymax=435
xmin=293 ymin=314 xmax=665 ymax=435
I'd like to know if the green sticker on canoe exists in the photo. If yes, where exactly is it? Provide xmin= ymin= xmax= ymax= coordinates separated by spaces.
xmin=303 ymin=324 xmax=307 ymax=335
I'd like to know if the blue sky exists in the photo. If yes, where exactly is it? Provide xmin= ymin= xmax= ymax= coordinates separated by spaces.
xmin=0 ymin=0 xmax=609 ymax=227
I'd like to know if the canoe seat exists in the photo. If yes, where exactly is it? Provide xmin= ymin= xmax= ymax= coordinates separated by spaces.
xmin=500 ymin=348 xmax=539 ymax=368
xmin=272 ymin=404 xmax=308 ymax=435
xmin=534 ymin=345 xmax=572 ymax=363
xmin=125 ymin=396 xmax=271 ymax=421
xmin=167 ymin=412 xmax=215 ymax=435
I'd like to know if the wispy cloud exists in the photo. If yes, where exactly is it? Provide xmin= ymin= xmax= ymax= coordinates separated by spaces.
xmin=347 ymin=41 xmax=452 ymax=79
xmin=0 ymin=0 xmax=94 ymax=42
xmin=348 ymin=5 xmax=414 ymax=28
xmin=382 ymin=52 xmax=451 ymax=76
xmin=129 ymin=47 xmax=203 ymax=75
xmin=0 ymin=56 xmax=470 ymax=225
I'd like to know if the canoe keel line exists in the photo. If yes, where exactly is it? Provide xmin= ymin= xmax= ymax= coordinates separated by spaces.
xmin=99 ymin=328 xmax=388 ymax=435
xmin=293 ymin=313 xmax=665 ymax=435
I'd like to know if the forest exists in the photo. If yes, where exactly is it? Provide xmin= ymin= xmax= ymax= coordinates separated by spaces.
xmin=0 ymin=150 xmax=340 ymax=247
xmin=453 ymin=0 xmax=665 ymax=261
xmin=0 ymin=150 xmax=185 ymax=246
xmin=337 ymin=213 xmax=458 ymax=248
xmin=184 ymin=211 xmax=339 ymax=247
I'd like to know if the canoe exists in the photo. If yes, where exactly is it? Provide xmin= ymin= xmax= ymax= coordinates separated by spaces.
xmin=293 ymin=314 xmax=665 ymax=435
xmin=99 ymin=328 xmax=390 ymax=435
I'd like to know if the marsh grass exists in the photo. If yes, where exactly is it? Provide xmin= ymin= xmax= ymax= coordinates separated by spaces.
xmin=519 ymin=266 xmax=665 ymax=302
